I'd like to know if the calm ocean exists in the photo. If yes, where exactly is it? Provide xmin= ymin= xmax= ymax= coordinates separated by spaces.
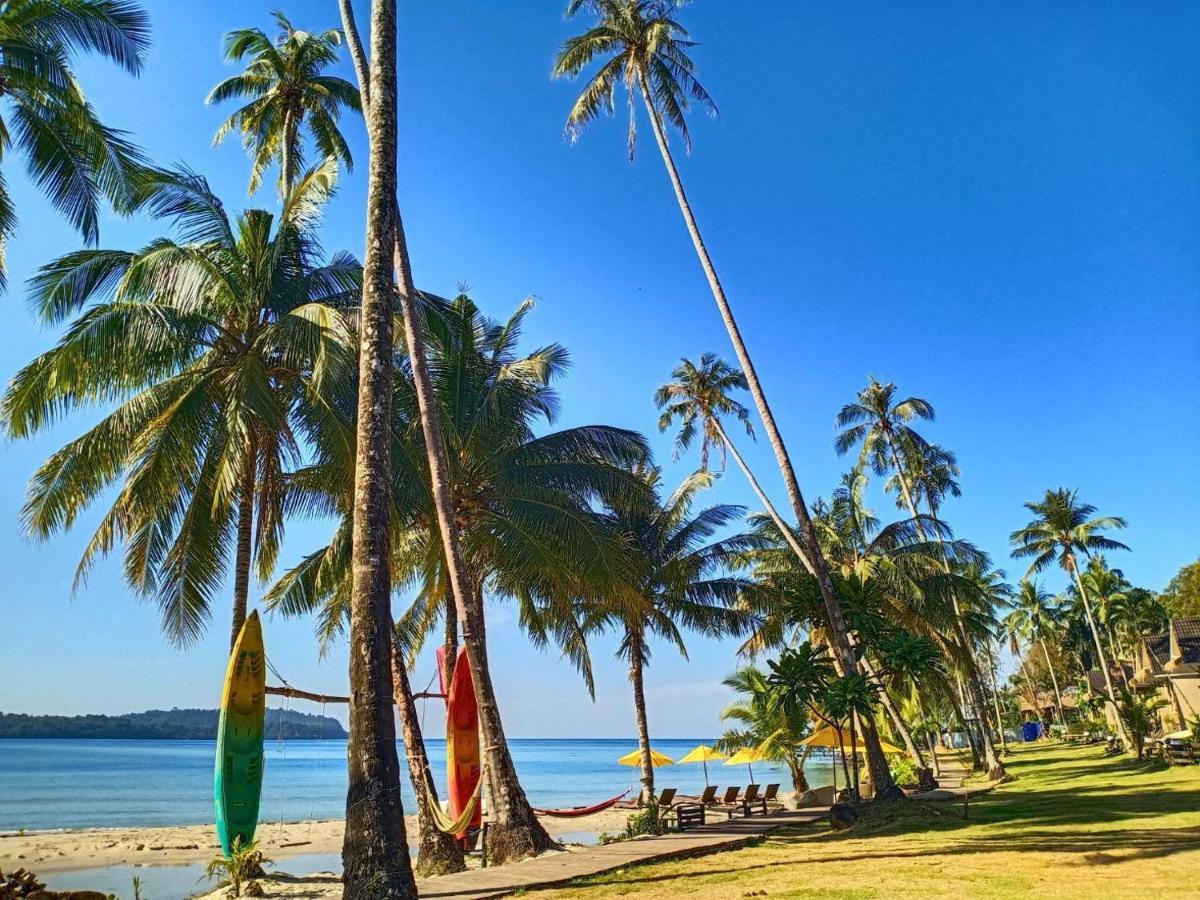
xmin=0 ymin=737 xmax=831 ymax=832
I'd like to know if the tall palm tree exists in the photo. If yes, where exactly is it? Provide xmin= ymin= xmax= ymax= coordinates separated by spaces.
xmin=592 ymin=468 xmax=756 ymax=805
xmin=1010 ymin=488 xmax=1132 ymax=749
xmin=334 ymin=0 xmax=552 ymax=861
xmin=552 ymin=2 xmax=900 ymax=798
xmin=835 ymin=379 xmax=1007 ymax=779
xmin=340 ymin=0 xmax=416 ymax=893
xmin=2 ymin=166 xmax=357 ymax=650
xmin=656 ymin=354 xmax=813 ymax=574
xmin=1004 ymin=581 xmax=1065 ymax=723
xmin=0 ymin=0 xmax=150 ymax=289
xmin=270 ymin=295 xmax=647 ymax=863
xmin=208 ymin=11 xmax=360 ymax=194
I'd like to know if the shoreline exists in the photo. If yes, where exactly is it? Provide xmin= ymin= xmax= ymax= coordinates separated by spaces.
xmin=0 ymin=809 xmax=633 ymax=876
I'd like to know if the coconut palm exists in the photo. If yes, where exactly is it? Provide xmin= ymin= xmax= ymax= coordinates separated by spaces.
xmin=719 ymin=666 xmax=813 ymax=804
xmin=270 ymin=295 xmax=647 ymax=860
xmin=835 ymin=379 xmax=1006 ymax=779
xmin=2 ymin=165 xmax=357 ymax=650
xmin=656 ymin=353 xmax=811 ymax=572
xmin=339 ymin=0 xmax=416 ymax=892
xmin=1010 ymin=488 xmax=1132 ymax=748
xmin=590 ymin=468 xmax=757 ymax=805
xmin=208 ymin=11 xmax=360 ymax=194
xmin=552 ymin=2 xmax=898 ymax=796
xmin=0 ymin=0 xmax=150 ymax=289
xmin=1004 ymin=581 xmax=1066 ymax=723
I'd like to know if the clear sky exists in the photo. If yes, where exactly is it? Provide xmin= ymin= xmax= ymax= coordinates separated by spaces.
xmin=1 ymin=1 xmax=1197 ymax=738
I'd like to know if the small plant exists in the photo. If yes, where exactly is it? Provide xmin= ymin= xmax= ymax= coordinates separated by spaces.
xmin=1110 ymin=686 xmax=1168 ymax=760
xmin=889 ymin=756 xmax=919 ymax=787
xmin=624 ymin=803 xmax=665 ymax=839
xmin=205 ymin=837 xmax=267 ymax=898
xmin=132 ymin=874 xmax=144 ymax=900
xmin=1189 ymin=715 xmax=1200 ymax=744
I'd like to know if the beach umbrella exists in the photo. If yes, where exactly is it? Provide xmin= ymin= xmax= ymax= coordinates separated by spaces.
xmin=677 ymin=744 xmax=727 ymax=786
xmin=723 ymin=744 xmax=769 ymax=782
xmin=799 ymin=726 xmax=905 ymax=792
xmin=617 ymin=748 xmax=675 ymax=767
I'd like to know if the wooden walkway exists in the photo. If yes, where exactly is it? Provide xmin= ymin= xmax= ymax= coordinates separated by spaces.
xmin=414 ymin=808 xmax=827 ymax=900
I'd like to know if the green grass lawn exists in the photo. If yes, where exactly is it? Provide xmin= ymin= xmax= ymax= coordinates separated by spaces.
xmin=531 ymin=742 xmax=1200 ymax=899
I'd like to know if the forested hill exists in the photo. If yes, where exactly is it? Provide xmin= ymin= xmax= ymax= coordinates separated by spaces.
xmin=0 ymin=708 xmax=347 ymax=740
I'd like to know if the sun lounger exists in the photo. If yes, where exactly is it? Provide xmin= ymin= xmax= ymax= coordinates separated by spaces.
xmin=762 ymin=783 xmax=781 ymax=807
xmin=655 ymin=787 xmax=677 ymax=808
xmin=717 ymin=785 xmax=741 ymax=804
xmin=697 ymin=785 xmax=718 ymax=805
xmin=720 ymin=783 xmax=767 ymax=818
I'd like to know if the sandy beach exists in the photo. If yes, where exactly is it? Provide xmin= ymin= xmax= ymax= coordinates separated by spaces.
xmin=0 ymin=808 xmax=632 ymax=876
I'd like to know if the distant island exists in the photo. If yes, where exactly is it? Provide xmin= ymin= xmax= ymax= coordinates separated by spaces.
xmin=0 ymin=708 xmax=347 ymax=740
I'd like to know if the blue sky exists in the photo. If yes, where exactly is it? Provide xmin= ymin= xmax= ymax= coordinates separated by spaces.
xmin=1 ymin=1 xmax=1197 ymax=738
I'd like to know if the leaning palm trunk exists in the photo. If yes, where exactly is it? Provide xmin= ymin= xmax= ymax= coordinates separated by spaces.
xmin=390 ymin=634 xmax=465 ymax=876
xmin=629 ymin=633 xmax=655 ymax=807
xmin=948 ymin=679 xmax=982 ymax=769
xmin=714 ymin=419 xmax=813 ymax=574
xmin=635 ymin=69 xmax=900 ymax=803
xmin=1036 ymin=635 xmax=1066 ymax=725
xmin=1067 ymin=558 xmax=1131 ymax=748
xmin=885 ymin=440 xmax=1005 ymax=778
xmin=340 ymin=1 xmax=416 ymax=895
xmin=983 ymin=642 xmax=1009 ymax=752
xmin=336 ymin=0 xmax=553 ymax=862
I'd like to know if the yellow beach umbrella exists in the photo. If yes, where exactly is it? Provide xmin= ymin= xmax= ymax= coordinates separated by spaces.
xmin=678 ymin=744 xmax=727 ymax=786
xmin=617 ymin=748 xmax=674 ymax=767
xmin=723 ymin=744 xmax=769 ymax=781
xmin=800 ymin=725 xmax=904 ymax=755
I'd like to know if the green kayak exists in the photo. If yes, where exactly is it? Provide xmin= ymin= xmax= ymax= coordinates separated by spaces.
xmin=214 ymin=611 xmax=266 ymax=856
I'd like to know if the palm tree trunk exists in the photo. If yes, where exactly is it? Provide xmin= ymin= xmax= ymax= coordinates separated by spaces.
xmin=983 ymin=642 xmax=1009 ymax=752
xmin=859 ymin=653 xmax=925 ymax=769
xmin=948 ymin=680 xmax=982 ymax=769
xmin=230 ymin=447 xmax=255 ymax=651
xmin=341 ymin=2 xmax=416 ymax=896
xmin=914 ymin=693 xmax=942 ymax=779
xmin=628 ymin=631 xmax=655 ymax=807
xmin=335 ymin=0 xmax=553 ymax=862
xmin=281 ymin=110 xmax=297 ymax=195
xmin=443 ymin=593 xmax=458 ymax=688
xmin=1017 ymin=654 xmax=1043 ymax=728
xmin=1068 ymin=557 xmax=1131 ymax=748
xmin=634 ymin=72 xmax=900 ymax=802
xmin=390 ymin=633 xmax=465 ymax=876
xmin=886 ymin=440 xmax=1006 ymax=779
xmin=1037 ymin=634 xmax=1065 ymax=724
xmin=715 ymin=419 xmax=813 ymax=574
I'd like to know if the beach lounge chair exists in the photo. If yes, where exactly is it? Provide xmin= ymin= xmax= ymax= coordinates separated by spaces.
xmin=762 ymin=783 xmax=781 ymax=807
xmin=738 ymin=783 xmax=768 ymax=817
xmin=717 ymin=785 xmax=741 ymax=804
xmin=655 ymin=787 xmax=677 ymax=808
xmin=697 ymin=785 xmax=718 ymax=805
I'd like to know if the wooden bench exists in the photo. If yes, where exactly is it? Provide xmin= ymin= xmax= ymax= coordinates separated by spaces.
xmin=667 ymin=802 xmax=706 ymax=831
xmin=1165 ymin=738 xmax=1198 ymax=765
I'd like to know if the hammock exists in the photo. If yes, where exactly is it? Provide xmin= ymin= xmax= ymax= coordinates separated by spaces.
xmin=531 ymin=789 xmax=631 ymax=818
xmin=425 ymin=777 xmax=484 ymax=835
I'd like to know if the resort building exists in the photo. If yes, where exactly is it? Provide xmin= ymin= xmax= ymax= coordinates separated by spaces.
xmin=1131 ymin=616 xmax=1200 ymax=731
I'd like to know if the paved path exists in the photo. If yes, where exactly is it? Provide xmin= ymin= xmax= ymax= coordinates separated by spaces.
xmin=414 ymin=808 xmax=827 ymax=900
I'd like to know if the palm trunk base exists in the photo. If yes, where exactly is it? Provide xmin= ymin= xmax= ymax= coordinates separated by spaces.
xmin=413 ymin=828 xmax=466 ymax=878
xmin=915 ymin=767 xmax=939 ymax=792
xmin=487 ymin=819 xmax=557 ymax=867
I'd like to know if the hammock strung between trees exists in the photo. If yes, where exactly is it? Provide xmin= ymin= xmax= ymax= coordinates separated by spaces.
xmin=530 ymin=789 xmax=631 ymax=818
xmin=425 ymin=776 xmax=484 ymax=835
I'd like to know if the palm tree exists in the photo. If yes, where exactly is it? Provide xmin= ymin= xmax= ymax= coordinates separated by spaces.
xmin=208 ymin=11 xmax=360 ymax=194
xmin=1010 ymin=488 xmax=1132 ymax=749
xmin=340 ymin=0 xmax=416 ymax=893
xmin=0 ymin=0 xmax=150 ymax=289
xmin=835 ymin=379 xmax=1007 ymax=779
xmin=591 ymin=468 xmax=756 ymax=805
xmin=719 ymin=666 xmax=812 ymax=805
xmin=1004 ymin=581 xmax=1066 ymax=723
xmin=270 ymin=295 xmax=647 ymax=862
xmin=2 ymin=166 xmax=357 ymax=650
xmin=552 ymin=3 xmax=899 ymax=797
xmin=656 ymin=354 xmax=813 ymax=573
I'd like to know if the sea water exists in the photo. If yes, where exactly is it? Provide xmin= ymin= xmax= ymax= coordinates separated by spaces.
xmin=0 ymin=737 xmax=830 ymax=832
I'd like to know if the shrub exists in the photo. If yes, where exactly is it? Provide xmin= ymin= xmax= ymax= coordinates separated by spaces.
xmin=205 ymin=837 xmax=268 ymax=898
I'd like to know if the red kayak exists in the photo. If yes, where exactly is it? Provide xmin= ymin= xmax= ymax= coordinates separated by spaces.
xmin=439 ymin=647 xmax=482 ymax=841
